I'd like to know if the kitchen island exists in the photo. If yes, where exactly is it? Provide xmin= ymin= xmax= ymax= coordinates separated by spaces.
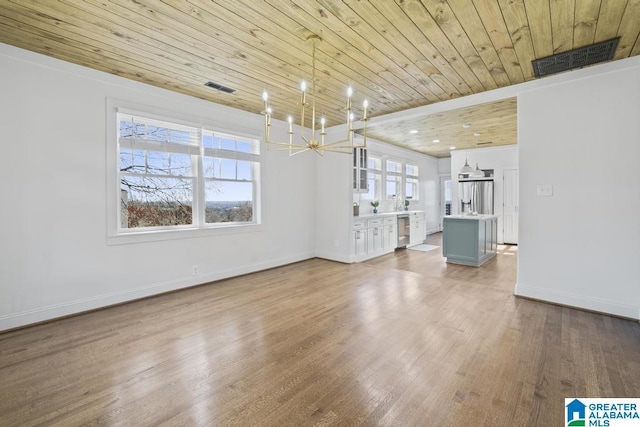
xmin=442 ymin=214 xmax=498 ymax=267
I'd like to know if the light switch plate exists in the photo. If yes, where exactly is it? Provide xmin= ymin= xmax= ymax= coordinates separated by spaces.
xmin=537 ymin=184 xmax=553 ymax=197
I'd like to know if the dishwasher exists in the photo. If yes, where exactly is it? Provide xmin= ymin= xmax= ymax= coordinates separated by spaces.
xmin=397 ymin=214 xmax=410 ymax=248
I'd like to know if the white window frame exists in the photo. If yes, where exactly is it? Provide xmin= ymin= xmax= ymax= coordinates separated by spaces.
xmin=362 ymin=155 xmax=382 ymax=201
xmin=405 ymin=163 xmax=419 ymax=202
xmin=107 ymin=99 xmax=263 ymax=245
xmin=385 ymin=159 xmax=403 ymax=200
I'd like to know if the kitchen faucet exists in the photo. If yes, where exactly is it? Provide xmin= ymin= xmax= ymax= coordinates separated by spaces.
xmin=395 ymin=192 xmax=404 ymax=211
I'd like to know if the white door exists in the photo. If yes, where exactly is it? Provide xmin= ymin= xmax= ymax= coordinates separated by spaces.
xmin=503 ymin=169 xmax=518 ymax=244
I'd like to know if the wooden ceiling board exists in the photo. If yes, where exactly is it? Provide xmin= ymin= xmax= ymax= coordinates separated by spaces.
xmin=1 ymin=0 xmax=638 ymax=157
xmin=574 ymin=0 xmax=601 ymax=48
xmin=614 ymin=0 xmax=640 ymax=59
xmin=361 ymin=97 xmax=517 ymax=158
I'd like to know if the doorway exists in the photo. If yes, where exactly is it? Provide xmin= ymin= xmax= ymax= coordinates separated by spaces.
xmin=439 ymin=176 xmax=452 ymax=231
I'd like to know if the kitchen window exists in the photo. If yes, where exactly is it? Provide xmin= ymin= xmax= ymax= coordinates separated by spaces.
xmin=114 ymin=108 xmax=260 ymax=238
xmin=405 ymin=163 xmax=419 ymax=201
xmin=363 ymin=156 xmax=382 ymax=200
xmin=386 ymin=159 xmax=403 ymax=199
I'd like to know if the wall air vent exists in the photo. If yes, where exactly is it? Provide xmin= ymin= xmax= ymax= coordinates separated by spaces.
xmin=204 ymin=81 xmax=236 ymax=94
xmin=532 ymin=37 xmax=620 ymax=78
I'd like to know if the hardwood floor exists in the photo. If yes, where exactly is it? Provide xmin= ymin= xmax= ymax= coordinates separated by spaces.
xmin=1 ymin=234 xmax=639 ymax=426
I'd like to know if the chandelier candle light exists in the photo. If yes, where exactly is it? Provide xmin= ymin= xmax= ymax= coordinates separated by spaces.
xmin=261 ymin=35 xmax=368 ymax=155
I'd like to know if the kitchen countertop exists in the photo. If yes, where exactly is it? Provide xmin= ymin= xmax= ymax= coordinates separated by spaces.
xmin=354 ymin=210 xmax=424 ymax=220
xmin=445 ymin=214 xmax=497 ymax=220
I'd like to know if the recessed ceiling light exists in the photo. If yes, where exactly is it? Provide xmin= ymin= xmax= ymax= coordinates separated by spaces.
xmin=449 ymin=146 xmax=456 ymax=150
xmin=409 ymin=130 xmax=418 ymax=134
xmin=474 ymin=132 xmax=481 ymax=137
xmin=432 ymin=139 xmax=440 ymax=143
xmin=462 ymin=124 xmax=471 ymax=128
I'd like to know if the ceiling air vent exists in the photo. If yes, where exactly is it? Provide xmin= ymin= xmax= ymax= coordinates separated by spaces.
xmin=532 ymin=37 xmax=620 ymax=78
xmin=204 ymin=81 xmax=236 ymax=94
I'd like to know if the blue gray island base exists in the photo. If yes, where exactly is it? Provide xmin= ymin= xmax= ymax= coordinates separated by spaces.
xmin=442 ymin=215 xmax=498 ymax=267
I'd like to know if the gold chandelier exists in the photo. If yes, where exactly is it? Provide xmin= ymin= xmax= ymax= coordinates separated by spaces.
xmin=261 ymin=35 xmax=368 ymax=155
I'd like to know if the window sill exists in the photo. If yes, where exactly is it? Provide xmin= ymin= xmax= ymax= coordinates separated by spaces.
xmin=107 ymin=222 xmax=264 ymax=246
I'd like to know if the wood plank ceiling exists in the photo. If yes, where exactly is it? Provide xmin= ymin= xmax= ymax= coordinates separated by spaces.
xmin=1 ymin=0 xmax=639 ymax=157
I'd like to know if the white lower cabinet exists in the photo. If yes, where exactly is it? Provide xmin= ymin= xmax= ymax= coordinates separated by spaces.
xmin=383 ymin=216 xmax=398 ymax=251
xmin=351 ymin=214 xmax=403 ymax=261
xmin=366 ymin=218 xmax=383 ymax=253
xmin=351 ymin=211 xmax=425 ymax=261
xmin=409 ymin=212 xmax=426 ymax=247
xmin=353 ymin=220 xmax=367 ymax=258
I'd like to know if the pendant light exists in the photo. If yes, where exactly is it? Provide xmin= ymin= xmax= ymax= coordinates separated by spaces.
xmin=460 ymin=152 xmax=474 ymax=174
xmin=471 ymin=163 xmax=484 ymax=177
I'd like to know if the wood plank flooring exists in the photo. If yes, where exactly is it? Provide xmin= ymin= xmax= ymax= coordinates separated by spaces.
xmin=1 ymin=234 xmax=639 ymax=426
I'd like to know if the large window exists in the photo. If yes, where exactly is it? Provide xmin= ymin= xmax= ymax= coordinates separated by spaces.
xmin=117 ymin=111 xmax=260 ymax=233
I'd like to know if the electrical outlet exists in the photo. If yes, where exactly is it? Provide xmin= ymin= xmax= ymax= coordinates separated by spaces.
xmin=536 ymin=184 xmax=553 ymax=197
xmin=192 ymin=265 xmax=198 ymax=276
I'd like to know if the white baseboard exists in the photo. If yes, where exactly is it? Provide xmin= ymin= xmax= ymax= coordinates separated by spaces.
xmin=0 ymin=252 xmax=315 ymax=331
xmin=515 ymin=283 xmax=640 ymax=320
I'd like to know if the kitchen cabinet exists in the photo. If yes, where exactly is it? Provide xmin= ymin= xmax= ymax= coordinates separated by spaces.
xmin=366 ymin=217 xmax=383 ymax=254
xmin=409 ymin=211 xmax=426 ymax=246
xmin=352 ymin=147 xmax=368 ymax=193
xmin=351 ymin=212 xmax=423 ymax=261
xmin=352 ymin=219 xmax=367 ymax=258
xmin=382 ymin=216 xmax=398 ymax=252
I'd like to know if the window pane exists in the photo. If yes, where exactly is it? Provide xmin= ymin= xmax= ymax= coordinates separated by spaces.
xmin=203 ymin=157 xmax=215 ymax=178
xmin=141 ymin=151 xmax=191 ymax=176
xmin=386 ymin=175 xmax=401 ymax=199
xmin=220 ymin=159 xmax=236 ymax=179
xmin=121 ymin=176 xmax=193 ymax=228
xmin=406 ymin=164 xmax=418 ymax=176
xmin=237 ymin=141 xmax=252 ymax=153
xmin=119 ymin=120 xmax=134 ymax=138
xmin=220 ymin=137 xmax=236 ymax=151
xmin=205 ymin=180 xmax=253 ymax=223
xmin=146 ymin=151 xmax=170 ymax=175
xmin=237 ymin=161 xmax=252 ymax=180
xmin=146 ymin=125 xmax=167 ymax=142
xmin=203 ymin=134 xmax=214 ymax=149
xmin=406 ymin=178 xmax=419 ymax=200
xmin=168 ymin=153 xmax=192 ymax=176
xmin=120 ymin=149 xmax=145 ymax=173
xmin=362 ymin=172 xmax=380 ymax=200
xmin=387 ymin=160 xmax=402 ymax=173
xmin=367 ymin=157 xmax=382 ymax=170
xmin=169 ymin=129 xmax=191 ymax=145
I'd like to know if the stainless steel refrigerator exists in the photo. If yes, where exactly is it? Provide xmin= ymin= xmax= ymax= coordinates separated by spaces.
xmin=459 ymin=178 xmax=494 ymax=214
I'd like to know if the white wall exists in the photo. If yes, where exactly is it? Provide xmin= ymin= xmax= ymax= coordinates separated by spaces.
xmin=451 ymin=146 xmax=518 ymax=243
xmin=0 ymin=44 xmax=316 ymax=330
xmin=438 ymin=157 xmax=451 ymax=175
xmin=314 ymin=127 xmax=353 ymax=263
xmin=516 ymin=61 xmax=640 ymax=320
